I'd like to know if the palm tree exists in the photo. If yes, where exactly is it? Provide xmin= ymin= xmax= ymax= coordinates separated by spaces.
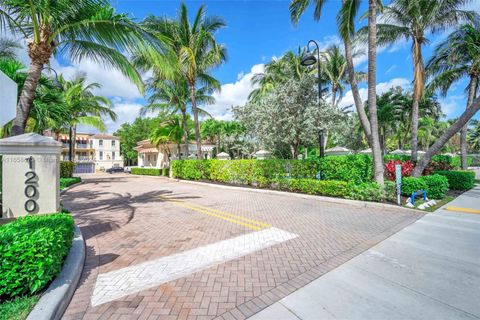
xmin=367 ymin=0 xmax=476 ymax=162
xmin=366 ymin=0 xmax=384 ymax=185
xmin=249 ymin=48 xmax=315 ymax=101
xmin=140 ymin=4 xmax=226 ymax=159
xmin=290 ymin=0 xmax=373 ymax=146
xmin=59 ymin=75 xmax=117 ymax=161
xmin=426 ymin=23 xmax=480 ymax=169
xmin=468 ymin=120 xmax=480 ymax=151
xmin=0 ymin=38 xmax=21 ymax=59
xmin=150 ymin=114 xmax=190 ymax=160
xmin=140 ymin=77 xmax=215 ymax=159
xmin=0 ymin=0 xmax=148 ymax=135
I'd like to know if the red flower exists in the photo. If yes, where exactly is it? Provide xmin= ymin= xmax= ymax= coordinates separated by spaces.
xmin=384 ymin=160 xmax=413 ymax=181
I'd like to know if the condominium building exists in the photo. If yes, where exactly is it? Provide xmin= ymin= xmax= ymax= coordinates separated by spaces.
xmin=55 ymin=133 xmax=123 ymax=173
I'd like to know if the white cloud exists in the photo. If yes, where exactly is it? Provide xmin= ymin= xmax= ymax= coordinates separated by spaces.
xmin=207 ymin=63 xmax=264 ymax=120
xmin=338 ymin=77 xmax=410 ymax=110
xmin=439 ymin=95 xmax=465 ymax=118
xmin=105 ymin=101 xmax=144 ymax=132
xmin=53 ymin=59 xmax=142 ymax=99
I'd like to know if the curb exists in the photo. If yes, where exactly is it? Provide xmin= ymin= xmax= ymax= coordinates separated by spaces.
xmin=135 ymin=174 xmax=419 ymax=214
xmin=60 ymin=181 xmax=83 ymax=195
xmin=27 ymin=225 xmax=86 ymax=320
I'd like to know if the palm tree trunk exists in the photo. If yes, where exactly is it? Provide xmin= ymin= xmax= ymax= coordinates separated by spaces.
xmin=11 ymin=61 xmax=44 ymax=136
xmin=367 ymin=0 xmax=384 ymax=186
xmin=342 ymin=26 xmax=372 ymax=146
xmin=181 ymin=109 xmax=189 ymax=159
xmin=331 ymin=86 xmax=337 ymax=107
xmin=69 ymin=126 xmax=74 ymax=162
xmin=189 ymin=84 xmax=202 ymax=159
xmin=411 ymin=39 xmax=425 ymax=163
xmin=413 ymin=96 xmax=480 ymax=176
xmin=461 ymin=76 xmax=478 ymax=169
xmin=72 ymin=125 xmax=77 ymax=162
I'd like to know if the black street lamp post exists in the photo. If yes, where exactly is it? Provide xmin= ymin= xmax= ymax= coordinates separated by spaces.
xmin=301 ymin=39 xmax=325 ymax=158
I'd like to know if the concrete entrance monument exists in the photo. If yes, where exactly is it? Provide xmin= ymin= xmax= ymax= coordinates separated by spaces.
xmin=0 ymin=133 xmax=62 ymax=218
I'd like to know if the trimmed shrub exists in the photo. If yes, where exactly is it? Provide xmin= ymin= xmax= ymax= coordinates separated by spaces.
xmin=0 ymin=214 xmax=74 ymax=299
xmin=346 ymin=182 xmax=384 ymax=202
xmin=434 ymin=170 xmax=476 ymax=190
xmin=401 ymin=177 xmax=427 ymax=196
xmin=275 ymin=179 xmax=350 ymax=198
xmin=60 ymin=177 xmax=81 ymax=190
xmin=131 ymin=167 xmax=162 ymax=176
xmin=60 ymin=161 xmax=75 ymax=178
xmin=318 ymin=154 xmax=373 ymax=183
xmin=420 ymin=174 xmax=449 ymax=199
xmin=384 ymin=154 xmax=411 ymax=162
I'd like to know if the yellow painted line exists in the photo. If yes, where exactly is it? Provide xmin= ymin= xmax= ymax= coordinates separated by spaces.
xmin=158 ymin=196 xmax=263 ymax=230
xmin=444 ymin=206 xmax=480 ymax=214
xmin=159 ymin=195 xmax=271 ymax=228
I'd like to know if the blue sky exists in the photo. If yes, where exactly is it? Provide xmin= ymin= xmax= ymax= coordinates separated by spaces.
xmin=47 ymin=0 xmax=480 ymax=132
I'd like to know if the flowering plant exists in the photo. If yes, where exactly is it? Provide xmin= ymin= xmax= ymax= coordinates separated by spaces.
xmin=384 ymin=160 xmax=413 ymax=181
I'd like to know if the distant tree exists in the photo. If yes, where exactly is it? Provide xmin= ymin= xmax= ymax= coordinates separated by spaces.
xmin=114 ymin=117 xmax=160 ymax=165
xmin=468 ymin=119 xmax=480 ymax=151
xmin=234 ymin=77 xmax=344 ymax=158
xmin=0 ymin=38 xmax=21 ymax=59
xmin=427 ymin=23 xmax=480 ymax=169
xmin=365 ymin=0 xmax=477 ymax=162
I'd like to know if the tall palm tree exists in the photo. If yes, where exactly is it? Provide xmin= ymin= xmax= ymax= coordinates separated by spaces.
xmin=140 ymin=76 xmax=214 ymax=159
xmin=366 ymin=0 xmax=384 ymax=185
xmin=368 ymin=0 xmax=476 ymax=162
xmin=140 ymin=4 xmax=226 ymax=159
xmin=426 ymin=23 xmax=480 ymax=169
xmin=0 ymin=38 xmax=20 ymax=59
xmin=0 ymin=0 xmax=148 ymax=135
xmin=321 ymin=45 xmax=348 ymax=107
xmin=59 ymin=75 xmax=117 ymax=161
xmin=290 ymin=0 xmax=373 ymax=145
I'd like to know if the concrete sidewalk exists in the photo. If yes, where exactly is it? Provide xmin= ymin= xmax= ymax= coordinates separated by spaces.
xmin=250 ymin=185 xmax=480 ymax=320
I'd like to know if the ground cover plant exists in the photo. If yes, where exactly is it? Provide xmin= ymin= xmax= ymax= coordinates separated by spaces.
xmin=60 ymin=177 xmax=82 ymax=190
xmin=0 ymin=214 xmax=74 ymax=319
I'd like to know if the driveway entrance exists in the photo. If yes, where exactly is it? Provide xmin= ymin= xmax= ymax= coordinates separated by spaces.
xmin=62 ymin=174 xmax=420 ymax=320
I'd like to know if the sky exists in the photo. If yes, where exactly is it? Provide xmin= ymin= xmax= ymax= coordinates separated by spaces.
xmin=13 ymin=0 xmax=480 ymax=132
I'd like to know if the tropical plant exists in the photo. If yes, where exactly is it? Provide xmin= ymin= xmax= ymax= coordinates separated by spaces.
xmin=426 ymin=23 xmax=480 ymax=169
xmin=58 ymin=74 xmax=116 ymax=161
xmin=139 ymin=4 xmax=226 ymax=159
xmin=0 ymin=0 xmax=148 ymax=135
xmin=234 ymin=76 xmax=344 ymax=158
xmin=366 ymin=0 xmax=476 ymax=162
xmin=468 ymin=119 xmax=480 ymax=151
xmin=249 ymin=48 xmax=318 ymax=101
xmin=0 ymin=38 xmax=20 ymax=59
xmin=149 ymin=113 xmax=191 ymax=160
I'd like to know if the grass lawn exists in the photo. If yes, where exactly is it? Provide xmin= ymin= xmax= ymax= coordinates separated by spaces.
xmin=0 ymin=295 xmax=39 ymax=320
xmin=412 ymin=196 xmax=455 ymax=212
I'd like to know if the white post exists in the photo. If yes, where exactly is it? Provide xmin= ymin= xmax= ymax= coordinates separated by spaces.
xmin=0 ymin=133 xmax=62 ymax=218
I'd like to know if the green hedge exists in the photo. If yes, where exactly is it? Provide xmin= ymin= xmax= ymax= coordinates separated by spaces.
xmin=421 ymin=174 xmax=449 ymax=199
xmin=60 ymin=177 xmax=81 ymax=190
xmin=131 ymin=167 xmax=162 ymax=176
xmin=60 ymin=162 xmax=74 ymax=178
xmin=401 ymin=175 xmax=450 ymax=199
xmin=401 ymin=177 xmax=427 ymax=196
xmin=172 ymin=156 xmax=373 ymax=185
xmin=434 ymin=170 xmax=476 ymax=190
xmin=0 ymin=214 xmax=74 ymax=300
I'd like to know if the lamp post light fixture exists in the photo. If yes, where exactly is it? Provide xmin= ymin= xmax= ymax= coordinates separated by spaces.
xmin=301 ymin=39 xmax=325 ymax=158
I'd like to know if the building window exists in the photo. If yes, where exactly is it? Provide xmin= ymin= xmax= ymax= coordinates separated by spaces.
xmin=99 ymin=151 xmax=103 ymax=160
xmin=154 ymin=155 xmax=157 ymax=162
xmin=147 ymin=155 xmax=150 ymax=162
xmin=112 ymin=151 xmax=115 ymax=160
xmin=112 ymin=140 xmax=116 ymax=147
xmin=99 ymin=139 xmax=103 ymax=147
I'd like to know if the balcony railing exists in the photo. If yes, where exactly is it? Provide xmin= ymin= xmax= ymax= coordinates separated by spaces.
xmin=62 ymin=143 xmax=91 ymax=149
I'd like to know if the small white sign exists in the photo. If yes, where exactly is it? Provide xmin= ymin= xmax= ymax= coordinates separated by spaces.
xmin=0 ymin=70 xmax=17 ymax=127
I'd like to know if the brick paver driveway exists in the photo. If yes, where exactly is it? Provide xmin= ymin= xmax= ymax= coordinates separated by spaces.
xmin=62 ymin=174 xmax=421 ymax=320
